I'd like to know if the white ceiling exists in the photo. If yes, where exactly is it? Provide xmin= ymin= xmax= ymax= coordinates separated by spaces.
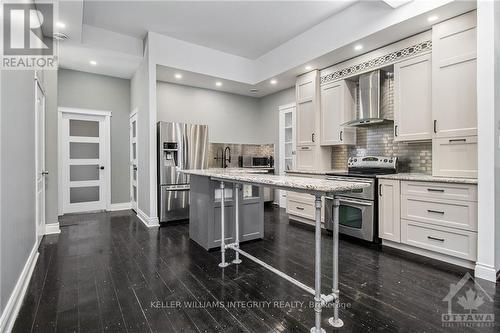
xmin=82 ymin=0 xmax=356 ymax=59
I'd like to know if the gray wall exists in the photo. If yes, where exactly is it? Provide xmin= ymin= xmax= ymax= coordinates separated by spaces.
xmin=58 ymin=69 xmax=131 ymax=205
xmin=1 ymin=70 xmax=37 ymax=312
xmin=157 ymin=82 xmax=276 ymax=144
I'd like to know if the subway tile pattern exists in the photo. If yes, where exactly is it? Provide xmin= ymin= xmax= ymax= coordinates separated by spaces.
xmin=208 ymin=143 xmax=274 ymax=168
xmin=332 ymin=76 xmax=432 ymax=174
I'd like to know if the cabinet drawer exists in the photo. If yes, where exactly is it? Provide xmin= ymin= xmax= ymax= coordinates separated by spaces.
xmin=401 ymin=219 xmax=477 ymax=261
xmin=432 ymin=136 xmax=477 ymax=178
xmin=287 ymin=191 xmax=314 ymax=203
xmin=401 ymin=195 xmax=477 ymax=231
xmin=401 ymin=181 xmax=477 ymax=201
xmin=287 ymin=198 xmax=315 ymax=220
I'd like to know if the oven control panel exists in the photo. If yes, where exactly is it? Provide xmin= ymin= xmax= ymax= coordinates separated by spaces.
xmin=347 ymin=156 xmax=397 ymax=169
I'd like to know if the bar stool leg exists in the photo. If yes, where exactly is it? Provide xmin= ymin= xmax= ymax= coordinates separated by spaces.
xmin=232 ymin=184 xmax=242 ymax=264
xmin=310 ymin=194 xmax=325 ymax=333
xmin=218 ymin=181 xmax=229 ymax=268
xmin=328 ymin=197 xmax=344 ymax=328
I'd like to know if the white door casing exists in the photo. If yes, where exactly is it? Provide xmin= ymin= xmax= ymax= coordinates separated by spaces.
xmin=35 ymin=76 xmax=46 ymax=242
xmin=130 ymin=110 xmax=138 ymax=211
xmin=58 ymin=107 xmax=111 ymax=214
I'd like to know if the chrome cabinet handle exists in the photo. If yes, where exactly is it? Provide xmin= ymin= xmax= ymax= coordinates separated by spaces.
xmin=427 ymin=209 xmax=445 ymax=215
xmin=427 ymin=236 xmax=444 ymax=242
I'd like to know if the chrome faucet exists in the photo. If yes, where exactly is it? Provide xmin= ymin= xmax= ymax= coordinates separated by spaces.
xmin=223 ymin=146 xmax=231 ymax=168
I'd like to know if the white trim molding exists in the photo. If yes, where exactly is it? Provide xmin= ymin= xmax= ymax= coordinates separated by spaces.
xmin=0 ymin=243 xmax=39 ymax=333
xmin=137 ymin=208 xmax=160 ymax=228
xmin=474 ymin=263 xmax=497 ymax=283
xmin=58 ymin=106 xmax=112 ymax=117
xmin=45 ymin=223 xmax=61 ymax=235
xmin=110 ymin=202 xmax=132 ymax=211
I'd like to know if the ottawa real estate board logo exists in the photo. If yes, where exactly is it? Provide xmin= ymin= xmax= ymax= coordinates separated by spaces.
xmin=442 ymin=272 xmax=495 ymax=328
xmin=2 ymin=2 xmax=57 ymax=69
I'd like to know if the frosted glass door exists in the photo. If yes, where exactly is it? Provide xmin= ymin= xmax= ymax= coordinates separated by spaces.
xmin=62 ymin=112 xmax=108 ymax=213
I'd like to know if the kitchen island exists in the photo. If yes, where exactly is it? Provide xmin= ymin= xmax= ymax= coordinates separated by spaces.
xmin=182 ymin=168 xmax=369 ymax=332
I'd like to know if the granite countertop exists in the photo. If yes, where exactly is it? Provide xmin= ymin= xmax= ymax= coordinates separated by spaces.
xmin=285 ymin=169 xmax=347 ymax=175
xmin=377 ymin=173 xmax=478 ymax=184
xmin=182 ymin=169 xmax=369 ymax=194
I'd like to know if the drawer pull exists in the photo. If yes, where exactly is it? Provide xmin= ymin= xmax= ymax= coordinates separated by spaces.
xmin=427 ymin=188 xmax=445 ymax=192
xmin=427 ymin=236 xmax=445 ymax=242
xmin=449 ymin=138 xmax=467 ymax=143
xmin=296 ymin=206 xmax=305 ymax=211
xmin=427 ymin=209 xmax=445 ymax=215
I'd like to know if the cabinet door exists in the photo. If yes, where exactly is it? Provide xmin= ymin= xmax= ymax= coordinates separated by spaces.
xmin=378 ymin=179 xmax=401 ymax=242
xmin=394 ymin=53 xmax=432 ymax=142
xmin=432 ymin=136 xmax=477 ymax=178
xmin=320 ymin=80 xmax=356 ymax=145
xmin=432 ymin=11 xmax=477 ymax=138
xmin=296 ymin=147 xmax=315 ymax=171
xmin=296 ymin=71 xmax=318 ymax=146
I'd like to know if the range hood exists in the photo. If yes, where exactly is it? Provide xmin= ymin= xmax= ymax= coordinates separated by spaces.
xmin=343 ymin=70 xmax=391 ymax=127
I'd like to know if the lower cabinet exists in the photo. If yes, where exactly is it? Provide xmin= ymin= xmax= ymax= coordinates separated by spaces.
xmin=379 ymin=179 xmax=478 ymax=265
xmin=286 ymin=177 xmax=325 ymax=224
xmin=378 ymin=179 xmax=401 ymax=242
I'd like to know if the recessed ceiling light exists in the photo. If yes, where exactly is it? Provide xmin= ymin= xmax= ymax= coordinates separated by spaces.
xmin=89 ymin=60 xmax=97 ymax=66
xmin=56 ymin=21 xmax=66 ymax=29
xmin=215 ymin=81 xmax=222 ymax=87
xmin=354 ymin=44 xmax=363 ymax=51
xmin=427 ymin=15 xmax=439 ymax=22
xmin=305 ymin=65 xmax=312 ymax=71
xmin=270 ymin=79 xmax=277 ymax=85
xmin=174 ymin=73 xmax=182 ymax=79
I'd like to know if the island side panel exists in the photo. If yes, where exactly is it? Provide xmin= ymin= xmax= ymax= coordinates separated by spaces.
xmin=189 ymin=174 xmax=213 ymax=249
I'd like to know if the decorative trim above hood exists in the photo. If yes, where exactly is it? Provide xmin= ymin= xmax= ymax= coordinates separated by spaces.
xmin=321 ymin=40 xmax=432 ymax=85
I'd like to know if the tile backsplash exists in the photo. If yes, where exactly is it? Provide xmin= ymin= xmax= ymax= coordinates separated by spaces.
xmin=208 ymin=143 xmax=274 ymax=168
xmin=331 ymin=74 xmax=432 ymax=174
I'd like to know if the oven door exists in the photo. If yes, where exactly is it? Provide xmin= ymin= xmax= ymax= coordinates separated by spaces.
xmin=326 ymin=196 xmax=374 ymax=242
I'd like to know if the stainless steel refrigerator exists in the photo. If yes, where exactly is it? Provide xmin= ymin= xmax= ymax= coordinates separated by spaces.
xmin=157 ymin=122 xmax=208 ymax=223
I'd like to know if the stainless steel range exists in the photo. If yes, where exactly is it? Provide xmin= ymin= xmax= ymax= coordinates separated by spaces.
xmin=325 ymin=156 xmax=397 ymax=242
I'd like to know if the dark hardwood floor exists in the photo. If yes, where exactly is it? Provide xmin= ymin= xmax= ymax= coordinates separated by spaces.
xmin=13 ymin=206 xmax=499 ymax=332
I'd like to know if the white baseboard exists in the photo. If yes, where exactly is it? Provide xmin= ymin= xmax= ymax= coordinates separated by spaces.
xmin=45 ymin=223 xmax=61 ymax=235
xmin=110 ymin=202 xmax=132 ymax=211
xmin=474 ymin=262 xmax=497 ymax=282
xmin=136 ymin=208 xmax=160 ymax=227
xmin=0 ymin=243 xmax=39 ymax=333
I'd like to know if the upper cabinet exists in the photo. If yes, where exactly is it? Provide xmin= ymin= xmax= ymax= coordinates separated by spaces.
xmin=432 ymin=11 xmax=477 ymax=138
xmin=296 ymin=71 xmax=319 ymax=147
xmin=393 ymin=53 xmax=432 ymax=142
xmin=320 ymin=80 xmax=356 ymax=145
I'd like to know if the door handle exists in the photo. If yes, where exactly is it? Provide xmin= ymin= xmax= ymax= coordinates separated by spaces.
xmin=41 ymin=170 xmax=49 ymax=175
xmin=433 ymin=120 xmax=437 ymax=134
xmin=133 ymin=166 xmax=138 ymax=171
xmin=340 ymin=130 xmax=343 ymax=141
xmin=99 ymin=166 xmax=105 ymax=170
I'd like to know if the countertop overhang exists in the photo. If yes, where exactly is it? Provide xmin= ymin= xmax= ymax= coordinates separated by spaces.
xmin=182 ymin=169 xmax=369 ymax=195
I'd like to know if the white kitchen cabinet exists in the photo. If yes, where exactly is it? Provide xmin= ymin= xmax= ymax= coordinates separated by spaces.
xmin=432 ymin=11 xmax=477 ymax=139
xmin=296 ymin=71 xmax=319 ymax=146
xmin=295 ymin=146 xmax=315 ymax=171
xmin=432 ymin=136 xmax=477 ymax=178
xmin=378 ymin=179 xmax=401 ymax=243
xmin=393 ymin=53 xmax=432 ymax=142
xmin=320 ymin=80 xmax=356 ymax=145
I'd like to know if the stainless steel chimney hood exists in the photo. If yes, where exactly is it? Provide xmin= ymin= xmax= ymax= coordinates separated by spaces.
xmin=343 ymin=70 xmax=390 ymax=127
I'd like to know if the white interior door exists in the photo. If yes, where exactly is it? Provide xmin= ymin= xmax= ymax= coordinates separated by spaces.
xmin=278 ymin=104 xmax=296 ymax=208
xmin=60 ymin=110 xmax=110 ymax=214
xmin=130 ymin=112 xmax=138 ymax=211
xmin=35 ymin=78 xmax=46 ymax=241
